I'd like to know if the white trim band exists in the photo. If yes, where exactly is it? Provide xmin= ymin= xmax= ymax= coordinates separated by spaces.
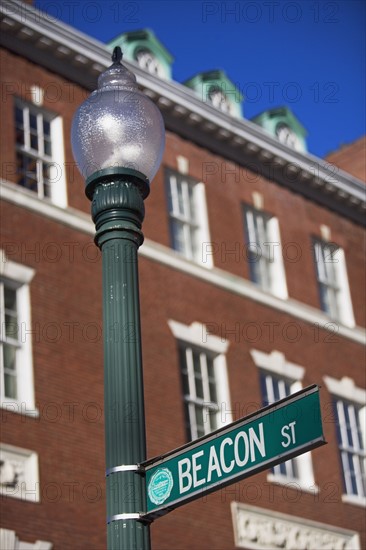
xmin=105 ymin=465 xmax=140 ymax=476
xmin=1 ymin=180 xmax=365 ymax=346
xmin=107 ymin=514 xmax=142 ymax=524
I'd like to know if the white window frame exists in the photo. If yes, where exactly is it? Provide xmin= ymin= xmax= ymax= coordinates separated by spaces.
xmin=179 ymin=345 xmax=219 ymax=439
xmin=14 ymin=97 xmax=67 ymax=207
xmin=0 ymin=251 xmax=37 ymax=415
xmin=168 ymin=320 xmax=232 ymax=440
xmin=244 ymin=206 xmax=287 ymax=299
xmin=324 ymin=376 xmax=366 ymax=507
xmin=250 ymin=349 xmax=317 ymax=492
xmin=166 ymin=170 xmax=212 ymax=268
xmin=0 ymin=443 xmax=40 ymax=502
xmin=313 ymin=238 xmax=354 ymax=327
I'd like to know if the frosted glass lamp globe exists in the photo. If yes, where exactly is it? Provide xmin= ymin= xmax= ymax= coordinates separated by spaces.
xmin=71 ymin=47 xmax=165 ymax=195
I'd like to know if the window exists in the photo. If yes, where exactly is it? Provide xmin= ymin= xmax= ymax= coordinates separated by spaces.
xmin=243 ymin=206 xmax=287 ymax=299
xmin=14 ymin=98 xmax=67 ymax=207
xmin=334 ymin=400 xmax=365 ymax=499
xmin=179 ymin=345 xmax=218 ymax=439
xmin=0 ymin=252 xmax=36 ymax=414
xmin=324 ymin=376 xmax=366 ymax=506
xmin=1 ymin=283 xmax=19 ymax=400
xmin=251 ymin=349 xmax=316 ymax=490
xmin=166 ymin=170 xmax=212 ymax=267
xmin=260 ymin=372 xmax=299 ymax=479
xmin=313 ymin=239 xmax=354 ymax=326
xmin=168 ymin=320 xmax=232 ymax=441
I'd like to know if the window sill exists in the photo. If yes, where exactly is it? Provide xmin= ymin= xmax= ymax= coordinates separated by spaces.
xmin=267 ymin=473 xmax=319 ymax=494
xmin=1 ymin=401 xmax=39 ymax=418
xmin=253 ymin=283 xmax=288 ymax=301
xmin=172 ymin=248 xmax=213 ymax=270
xmin=321 ymin=311 xmax=355 ymax=330
xmin=342 ymin=494 xmax=366 ymax=508
xmin=0 ymin=487 xmax=40 ymax=503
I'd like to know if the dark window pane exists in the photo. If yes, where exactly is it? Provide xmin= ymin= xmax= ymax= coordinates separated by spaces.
xmin=189 ymin=227 xmax=197 ymax=257
xmin=29 ymin=112 xmax=37 ymax=130
xmin=209 ymin=381 xmax=217 ymax=403
xmin=181 ymin=372 xmax=189 ymax=396
xmin=16 ymin=152 xmax=25 ymax=171
xmin=42 ymin=162 xmax=51 ymax=180
xmin=43 ymin=119 xmax=51 ymax=137
xmin=4 ymin=287 xmax=16 ymax=311
xmin=195 ymin=405 xmax=205 ymax=437
xmin=44 ymin=138 xmax=52 ymax=156
xmin=195 ymin=376 xmax=204 ymax=399
xmin=16 ymin=155 xmax=25 ymax=186
xmin=284 ymin=380 xmax=291 ymax=396
xmin=289 ymin=457 xmax=298 ymax=478
xmin=26 ymin=156 xmax=37 ymax=175
xmin=177 ymin=181 xmax=184 ymax=216
xmin=193 ymin=351 xmax=201 ymax=374
xmin=272 ymin=378 xmax=281 ymax=402
xmin=5 ymin=314 xmax=18 ymax=340
xmin=248 ymin=251 xmax=262 ymax=285
xmin=170 ymin=221 xmax=185 ymax=254
xmin=278 ymin=461 xmax=287 ymax=476
xmin=43 ymin=180 xmax=52 ymax=199
xmin=209 ymin=408 xmax=217 ymax=431
xmin=188 ymin=185 xmax=195 ymax=221
xmin=24 ymin=175 xmax=38 ymax=192
xmin=347 ymin=452 xmax=358 ymax=495
xmin=260 ymin=372 xmax=269 ymax=406
xmin=15 ymin=106 xmax=23 ymax=126
xmin=3 ymin=343 xmax=16 ymax=372
xmin=5 ymin=372 xmax=17 ymax=399
xmin=206 ymin=357 xmax=214 ymax=379
xmin=184 ymin=403 xmax=192 ymax=441
xmin=15 ymin=128 xmax=24 ymax=146
xmin=179 ymin=347 xmax=187 ymax=373
xmin=30 ymin=132 xmax=38 ymax=151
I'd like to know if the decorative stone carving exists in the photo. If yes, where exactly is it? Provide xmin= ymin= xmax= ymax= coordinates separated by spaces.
xmin=0 ymin=528 xmax=52 ymax=550
xmin=0 ymin=456 xmax=24 ymax=490
xmin=231 ymin=502 xmax=360 ymax=550
xmin=0 ymin=444 xmax=39 ymax=502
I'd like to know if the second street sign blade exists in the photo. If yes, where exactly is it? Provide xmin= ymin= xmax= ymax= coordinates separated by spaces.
xmin=142 ymin=385 xmax=326 ymax=520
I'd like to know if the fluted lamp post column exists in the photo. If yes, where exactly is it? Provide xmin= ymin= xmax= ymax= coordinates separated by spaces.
xmin=71 ymin=47 xmax=165 ymax=550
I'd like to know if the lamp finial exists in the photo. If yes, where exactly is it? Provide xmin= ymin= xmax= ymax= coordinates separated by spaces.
xmin=112 ymin=46 xmax=123 ymax=65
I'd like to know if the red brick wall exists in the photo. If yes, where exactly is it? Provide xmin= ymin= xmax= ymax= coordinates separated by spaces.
xmin=1 ymin=47 xmax=364 ymax=326
xmin=145 ymin=130 xmax=366 ymax=328
xmin=1 ymin=200 xmax=364 ymax=549
xmin=1 ymin=46 xmax=365 ymax=549
xmin=327 ymin=137 xmax=366 ymax=182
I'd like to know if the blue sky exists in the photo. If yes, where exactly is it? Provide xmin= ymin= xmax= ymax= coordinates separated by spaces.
xmin=35 ymin=0 xmax=365 ymax=159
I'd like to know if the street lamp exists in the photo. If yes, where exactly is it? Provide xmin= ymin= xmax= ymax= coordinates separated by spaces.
xmin=71 ymin=47 xmax=165 ymax=550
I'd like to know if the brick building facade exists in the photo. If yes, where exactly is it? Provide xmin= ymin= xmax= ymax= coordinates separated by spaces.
xmin=0 ymin=1 xmax=365 ymax=549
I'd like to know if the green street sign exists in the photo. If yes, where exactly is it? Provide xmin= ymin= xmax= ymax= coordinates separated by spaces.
xmin=142 ymin=385 xmax=325 ymax=520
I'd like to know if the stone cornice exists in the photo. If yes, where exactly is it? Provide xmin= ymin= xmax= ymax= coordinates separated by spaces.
xmin=0 ymin=0 xmax=365 ymax=225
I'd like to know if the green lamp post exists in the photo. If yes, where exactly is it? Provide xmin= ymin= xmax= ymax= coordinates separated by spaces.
xmin=71 ymin=47 xmax=165 ymax=550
